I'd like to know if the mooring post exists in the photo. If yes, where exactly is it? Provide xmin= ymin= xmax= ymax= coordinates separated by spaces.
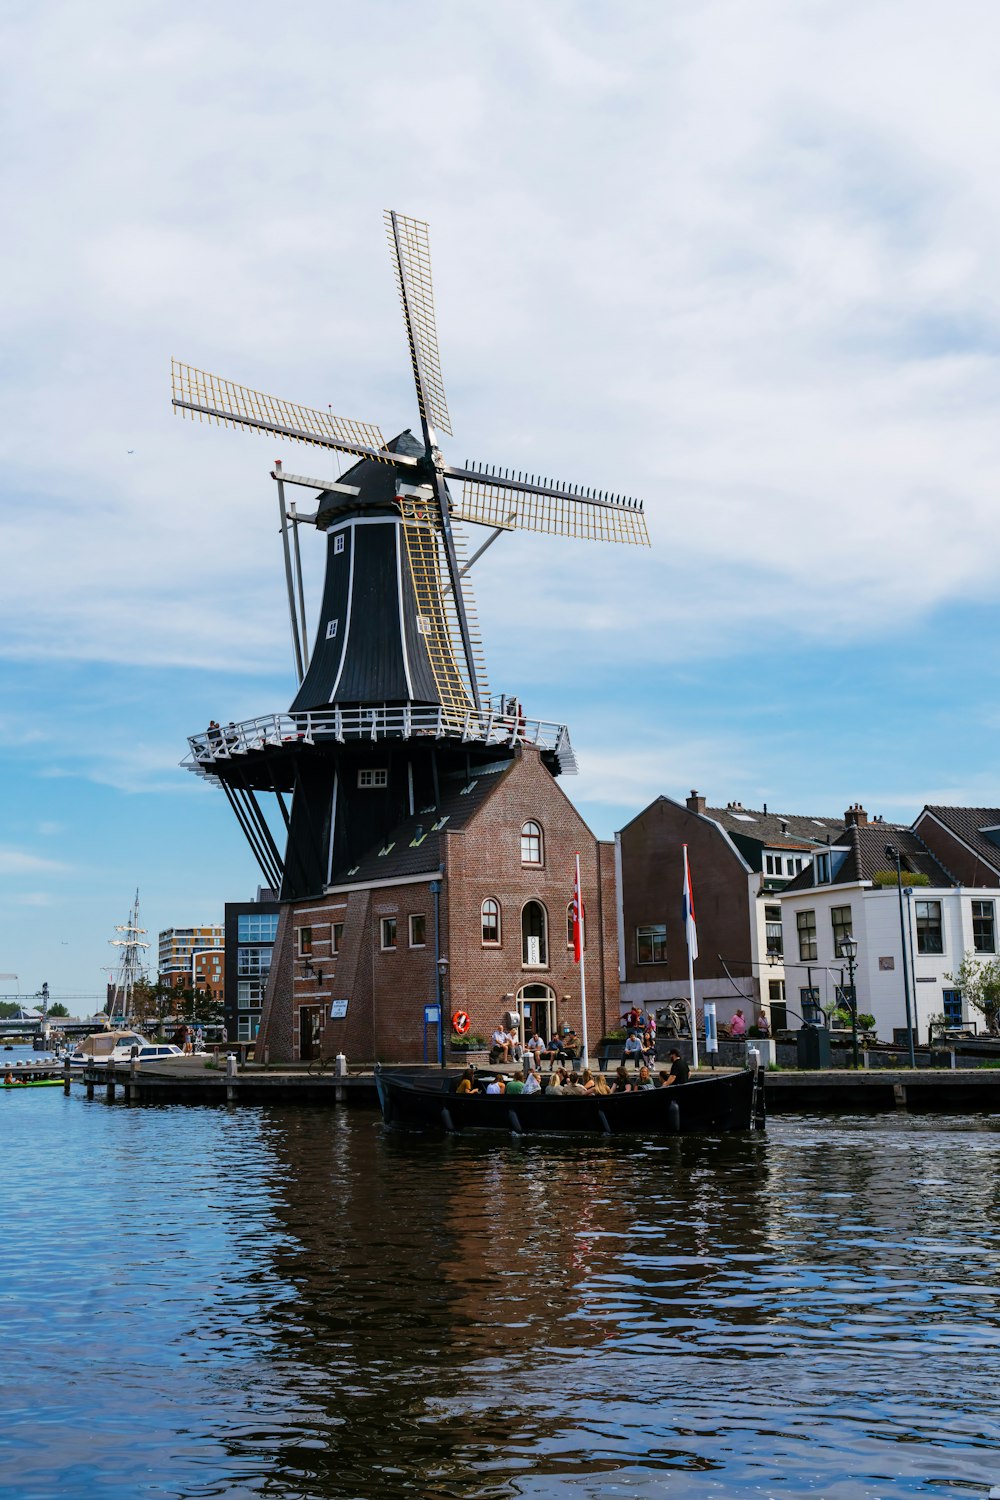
xmin=85 ymin=1071 xmax=95 ymax=1100
xmin=893 ymin=1081 xmax=907 ymax=1110
xmin=226 ymin=1052 xmax=238 ymax=1105
xmin=126 ymin=1050 xmax=139 ymax=1105
xmin=105 ymin=1068 xmax=116 ymax=1104
xmin=63 ymin=1058 xmax=71 ymax=1096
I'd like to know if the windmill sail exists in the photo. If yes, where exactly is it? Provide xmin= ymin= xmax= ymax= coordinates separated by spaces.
xmin=385 ymin=211 xmax=452 ymax=439
xmin=395 ymin=493 xmax=486 ymax=718
xmin=449 ymin=462 xmax=650 ymax=546
xmin=171 ymin=360 xmax=397 ymax=466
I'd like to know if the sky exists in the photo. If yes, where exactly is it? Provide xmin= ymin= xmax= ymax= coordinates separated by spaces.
xmin=3 ymin=0 xmax=1000 ymax=1000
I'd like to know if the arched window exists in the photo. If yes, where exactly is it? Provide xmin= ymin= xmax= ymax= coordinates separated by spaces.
xmin=521 ymin=820 xmax=543 ymax=865
xmin=521 ymin=901 xmax=548 ymax=966
xmin=481 ymin=898 xmax=501 ymax=946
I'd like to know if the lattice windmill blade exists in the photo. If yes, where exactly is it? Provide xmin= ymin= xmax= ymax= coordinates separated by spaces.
xmin=395 ymin=492 xmax=484 ymax=720
xmin=384 ymin=211 xmax=452 ymax=440
xmin=170 ymin=360 xmax=407 ymax=467
xmin=445 ymin=461 xmax=650 ymax=546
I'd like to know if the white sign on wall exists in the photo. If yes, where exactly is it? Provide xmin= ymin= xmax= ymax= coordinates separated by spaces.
xmin=526 ymin=937 xmax=541 ymax=965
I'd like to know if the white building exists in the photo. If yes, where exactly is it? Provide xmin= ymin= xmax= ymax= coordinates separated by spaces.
xmin=779 ymin=807 xmax=1000 ymax=1041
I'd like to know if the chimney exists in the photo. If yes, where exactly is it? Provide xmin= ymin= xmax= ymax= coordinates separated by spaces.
xmin=687 ymin=790 xmax=706 ymax=816
xmin=845 ymin=803 xmax=869 ymax=828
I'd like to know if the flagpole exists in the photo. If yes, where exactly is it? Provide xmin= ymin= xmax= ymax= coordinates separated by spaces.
xmin=576 ymin=853 xmax=590 ymax=1067
xmin=683 ymin=845 xmax=700 ymax=1071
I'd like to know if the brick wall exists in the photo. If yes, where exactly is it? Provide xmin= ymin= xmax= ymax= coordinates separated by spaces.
xmin=255 ymin=745 xmax=619 ymax=1064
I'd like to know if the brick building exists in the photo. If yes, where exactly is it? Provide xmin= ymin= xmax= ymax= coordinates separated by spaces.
xmin=255 ymin=745 xmax=618 ymax=1064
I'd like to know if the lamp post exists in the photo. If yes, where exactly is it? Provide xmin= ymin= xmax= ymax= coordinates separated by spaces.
xmin=885 ymin=845 xmax=917 ymax=1067
xmin=436 ymin=956 xmax=449 ymax=1069
xmin=840 ymin=935 xmax=860 ymax=1070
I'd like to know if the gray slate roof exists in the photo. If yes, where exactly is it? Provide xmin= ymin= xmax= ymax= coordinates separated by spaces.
xmin=327 ymin=763 xmax=512 ymax=887
xmin=706 ymin=804 xmax=843 ymax=850
xmin=781 ymin=823 xmax=953 ymax=892
xmin=920 ymin=806 xmax=1000 ymax=880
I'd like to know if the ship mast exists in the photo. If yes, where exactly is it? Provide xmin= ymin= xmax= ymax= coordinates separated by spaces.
xmin=108 ymin=891 xmax=149 ymax=1025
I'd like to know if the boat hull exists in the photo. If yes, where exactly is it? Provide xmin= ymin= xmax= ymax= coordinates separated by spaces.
xmin=376 ymin=1068 xmax=761 ymax=1136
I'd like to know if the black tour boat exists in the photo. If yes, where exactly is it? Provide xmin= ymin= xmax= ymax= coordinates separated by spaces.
xmin=376 ymin=1067 xmax=763 ymax=1136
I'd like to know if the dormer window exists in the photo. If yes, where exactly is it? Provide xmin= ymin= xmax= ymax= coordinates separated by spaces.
xmin=815 ymin=852 xmax=832 ymax=883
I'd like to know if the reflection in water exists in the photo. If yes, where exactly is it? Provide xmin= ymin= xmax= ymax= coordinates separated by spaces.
xmin=4 ymin=1080 xmax=1000 ymax=1499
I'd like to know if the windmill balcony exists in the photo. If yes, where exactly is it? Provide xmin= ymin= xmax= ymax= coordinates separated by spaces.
xmin=184 ymin=702 xmax=577 ymax=780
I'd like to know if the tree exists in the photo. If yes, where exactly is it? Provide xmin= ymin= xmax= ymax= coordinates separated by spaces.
xmin=47 ymin=1003 xmax=69 ymax=1017
xmin=0 ymin=1002 xmax=19 ymax=1019
xmin=945 ymin=951 xmax=1000 ymax=1035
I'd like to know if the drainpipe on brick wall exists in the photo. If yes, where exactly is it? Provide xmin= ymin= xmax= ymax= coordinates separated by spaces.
xmin=430 ymin=878 xmax=444 ymax=1068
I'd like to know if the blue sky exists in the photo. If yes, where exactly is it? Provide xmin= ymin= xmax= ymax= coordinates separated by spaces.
xmin=3 ymin=0 xmax=1000 ymax=1000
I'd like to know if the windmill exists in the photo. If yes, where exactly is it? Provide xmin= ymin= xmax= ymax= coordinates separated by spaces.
xmin=174 ymin=211 xmax=650 ymax=899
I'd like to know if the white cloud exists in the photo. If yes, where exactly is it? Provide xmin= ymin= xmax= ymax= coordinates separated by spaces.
xmin=0 ymin=848 xmax=68 ymax=876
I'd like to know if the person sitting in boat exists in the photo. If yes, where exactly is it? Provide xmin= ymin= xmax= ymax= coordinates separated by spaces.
xmin=523 ymin=1068 xmax=542 ymax=1095
xmin=485 ymin=1075 xmax=506 ymax=1094
xmin=612 ymin=1065 xmax=631 ymax=1093
xmin=563 ymin=1073 xmax=589 ymax=1095
xmin=545 ymin=1068 xmax=565 ymax=1094
xmin=455 ymin=1067 xmax=476 ymax=1096
xmin=578 ymin=1068 xmax=597 ymax=1094
xmin=3 ymin=1069 xmax=13 ymax=1086
xmin=593 ymin=1072 xmax=611 ymax=1096
xmin=623 ymin=1030 xmax=646 ymax=1069
xmin=489 ymin=1024 xmax=514 ymax=1064
xmin=635 ymin=1066 xmax=655 ymax=1091
xmin=505 ymin=1071 xmax=526 ymax=1096
xmin=663 ymin=1048 xmax=690 ymax=1086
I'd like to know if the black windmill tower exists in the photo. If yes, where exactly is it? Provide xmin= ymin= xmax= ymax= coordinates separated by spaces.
xmin=173 ymin=211 xmax=650 ymax=900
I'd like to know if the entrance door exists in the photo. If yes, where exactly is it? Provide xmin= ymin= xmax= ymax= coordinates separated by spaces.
xmin=517 ymin=983 xmax=556 ymax=1043
xmin=300 ymin=1006 xmax=323 ymax=1060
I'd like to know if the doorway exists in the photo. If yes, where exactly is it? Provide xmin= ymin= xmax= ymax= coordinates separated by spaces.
xmin=299 ymin=1005 xmax=323 ymax=1060
xmin=517 ymin=983 xmax=556 ymax=1043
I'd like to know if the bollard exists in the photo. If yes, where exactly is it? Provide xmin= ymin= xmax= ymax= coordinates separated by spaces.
xmin=746 ymin=1045 xmax=760 ymax=1073
xmin=335 ymin=1052 xmax=348 ymax=1078
xmin=226 ymin=1052 xmax=238 ymax=1104
xmin=63 ymin=1058 xmax=71 ymax=1096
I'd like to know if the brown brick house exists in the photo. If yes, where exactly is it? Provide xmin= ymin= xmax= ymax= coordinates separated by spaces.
xmin=256 ymin=745 xmax=618 ymax=1063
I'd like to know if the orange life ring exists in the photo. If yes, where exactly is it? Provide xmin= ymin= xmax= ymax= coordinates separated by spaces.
xmin=451 ymin=1010 xmax=471 ymax=1035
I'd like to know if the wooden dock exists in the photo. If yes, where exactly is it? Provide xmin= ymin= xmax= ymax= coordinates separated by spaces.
xmin=70 ymin=1059 xmax=1000 ymax=1114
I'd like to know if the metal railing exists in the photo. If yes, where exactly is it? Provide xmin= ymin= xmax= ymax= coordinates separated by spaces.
xmin=183 ymin=702 xmax=577 ymax=776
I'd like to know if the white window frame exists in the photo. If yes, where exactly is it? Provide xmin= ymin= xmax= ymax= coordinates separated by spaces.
xmin=521 ymin=821 xmax=543 ymax=866
xmin=358 ymin=768 xmax=388 ymax=789
xmin=326 ymin=619 xmax=339 ymax=640
xmin=334 ymin=533 xmax=345 ymax=555
xmin=408 ymin=913 xmax=426 ymax=948
xmin=481 ymin=898 xmax=501 ymax=946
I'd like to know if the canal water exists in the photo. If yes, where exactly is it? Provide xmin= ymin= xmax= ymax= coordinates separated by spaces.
xmin=3 ymin=1054 xmax=1000 ymax=1499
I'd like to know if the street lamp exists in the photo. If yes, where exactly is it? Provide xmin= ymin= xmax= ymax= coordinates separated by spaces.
xmin=885 ymin=845 xmax=917 ymax=1067
xmin=436 ymin=955 xmax=449 ymax=1069
xmin=840 ymin=934 xmax=860 ymax=1070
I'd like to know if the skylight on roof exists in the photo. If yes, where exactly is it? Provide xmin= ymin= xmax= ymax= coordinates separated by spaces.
xmin=811 ymin=820 xmax=826 ymax=827
xmin=731 ymin=813 xmax=756 ymax=822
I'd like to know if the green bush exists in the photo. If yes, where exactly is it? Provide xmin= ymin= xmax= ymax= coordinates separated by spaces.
xmin=449 ymin=1033 xmax=486 ymax=1050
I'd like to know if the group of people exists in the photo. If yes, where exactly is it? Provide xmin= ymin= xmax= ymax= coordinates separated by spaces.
xmin=489 ymin=1020 xmax=585 ymax=1070
xmin=724 ymin=1008 xmax=769 ymax=1038
xmin=456 ymin=1048 xmax=690 ymax=1097
xmin=171 ymin=1024 xmax=206 ymax=1055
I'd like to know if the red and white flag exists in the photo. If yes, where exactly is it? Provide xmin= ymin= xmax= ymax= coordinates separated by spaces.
xmin=572 ymin=855 xmax=585 ymax=963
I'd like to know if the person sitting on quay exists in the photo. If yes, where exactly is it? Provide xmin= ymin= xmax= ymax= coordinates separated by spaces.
xmin=490 ymin=1023 xmax=514 ymax=1064
xmin=730 ymin=1008 xmax=747 ymax=1038
xmin=560 ymin=1029 xmax=581 ymax=1068
xmin=623 ymin=1030 xmax=646 ymax=1070
xmin=662 ymin=1048 xmax=690 ymax=1086
xmin=525 ymin=1031 xmax=546 ymax=1071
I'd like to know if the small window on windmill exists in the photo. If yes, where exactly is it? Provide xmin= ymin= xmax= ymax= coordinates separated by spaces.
xmin=326 ymin=619 xmax=339 ymax=640
xmin=333 ymin=533 xmax=345 ymax=555
xmin=416 ymin=615 xmax=431 ymax=636
xmin=358 ymin=768 xmax=388 ymax=789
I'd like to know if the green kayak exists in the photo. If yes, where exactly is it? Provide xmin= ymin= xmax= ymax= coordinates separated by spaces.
xmin=3 ymin=1078 xmax=63 ymax=1088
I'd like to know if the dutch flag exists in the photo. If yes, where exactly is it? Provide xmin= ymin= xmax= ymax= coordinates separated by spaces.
xmin=682 ymin=844 xmax=699 ymax=963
